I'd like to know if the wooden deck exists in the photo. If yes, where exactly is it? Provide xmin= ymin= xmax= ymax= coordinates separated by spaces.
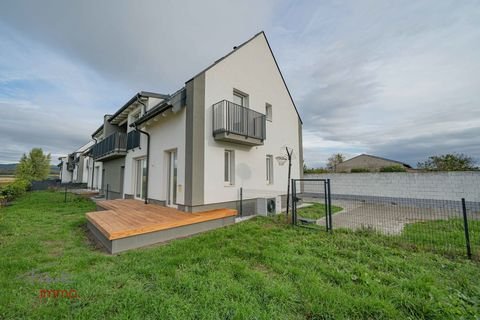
xmin=86 ymin=199 xmax=237 ymax=241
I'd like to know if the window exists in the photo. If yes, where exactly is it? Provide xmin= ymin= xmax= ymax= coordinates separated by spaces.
xmin=233 ymin=90 xmax=248 ymax=107
xmin=224 ymin=150 xmax=234 ymax=185
xmin=135 ymin=158 xmax=147 ymax=199
xmin=266 ymin=155 xmax=274 ymax=184
xmin=265 ymin=103 xmax=272 ymax=121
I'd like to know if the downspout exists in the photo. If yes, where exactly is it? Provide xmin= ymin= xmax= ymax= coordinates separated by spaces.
xmin=91 ymin=137 xmax=97 ymax=190
xmin=134 ymin=96 xmax=150 ymax=204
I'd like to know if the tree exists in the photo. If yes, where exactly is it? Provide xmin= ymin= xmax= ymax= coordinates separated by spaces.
xmin=326 ymin=153 xmax=346 ymax=172
xmin=417 ymin=153 xmax=477 ymax=171
xmin=15 ymin=148 xmax=51 ymax=181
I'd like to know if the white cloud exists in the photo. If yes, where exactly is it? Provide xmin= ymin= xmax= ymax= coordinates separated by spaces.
xmin=0 ymin=0 xmax=479 ymax=168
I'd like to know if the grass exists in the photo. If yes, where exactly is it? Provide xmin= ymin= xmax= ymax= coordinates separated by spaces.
xmin=1 ymin=191 xmax=479 ymax=319
xmin=296 ymin=202 xmax=343 ymax=220
xmin=398 ymin=218 xmax=480 ymax=259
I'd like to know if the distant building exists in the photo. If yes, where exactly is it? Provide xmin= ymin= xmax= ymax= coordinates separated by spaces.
xmin=335 ymin=154 xmax=414 ymax=172
xmin=58 ymin=140 xmax=95 ymax=184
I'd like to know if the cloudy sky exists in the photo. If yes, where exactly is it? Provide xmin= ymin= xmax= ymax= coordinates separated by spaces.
xmin=1 ymin=0 xmax=479 ymax=167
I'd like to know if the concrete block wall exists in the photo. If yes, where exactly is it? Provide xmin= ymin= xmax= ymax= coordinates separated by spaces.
xmin=304 ymin=172 xmax=480 ymax=202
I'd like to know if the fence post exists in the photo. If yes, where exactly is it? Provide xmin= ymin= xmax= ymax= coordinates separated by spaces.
xmin=327 ymin=179 xmax=332 ymax=232
xmin=64 ymin=185 xmax=67 ymax=203
xmin=291 ymin=179 xmax=295 ymax=225
xmin=106 ymin=184 xmax=109 ymax=200
xmin=239 ymin=187 xmax=243 ymax=217
xmin=461 ymin=198 xmax=472 ymax=259
xmin=324 ymin=181 xmax=329 ymax=232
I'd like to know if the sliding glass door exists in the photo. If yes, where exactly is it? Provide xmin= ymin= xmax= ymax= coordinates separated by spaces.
xmin=135 ymin=158 xmax=147 ymax=200
xmin=166 ymin=150 xmax=177 ymax=207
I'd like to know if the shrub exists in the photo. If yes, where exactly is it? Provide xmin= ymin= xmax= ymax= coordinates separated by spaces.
xmin=304 ymin=167 xmax=329 ymax=174
xmin=380 ymin=165 xmax=407 ymax=172
xmin=0 ymin=195 xmax=6 ymax=207
xmin=1 ymin=179 xmax=31 ymax=201
xmin=350 ymin=168 xmax=370 ymax=173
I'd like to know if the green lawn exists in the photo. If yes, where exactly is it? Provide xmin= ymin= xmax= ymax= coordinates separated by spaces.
xmin=296 ymin=202 xmax=343 ymax=220
xmin=1 ymin=192 xmax=479 ymax=319
xmin=398 ymin=218 xmax=480 ymax=259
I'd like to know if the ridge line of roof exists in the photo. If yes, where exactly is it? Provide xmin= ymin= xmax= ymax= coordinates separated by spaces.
xmin=344 ymin=154 xmax=412 ymax=168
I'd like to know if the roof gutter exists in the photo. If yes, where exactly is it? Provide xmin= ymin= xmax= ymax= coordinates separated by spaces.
xmin=133 ymin=101 xmax=171 ymax=127
xmin=109 ymin=91 xmax=170 ymax=124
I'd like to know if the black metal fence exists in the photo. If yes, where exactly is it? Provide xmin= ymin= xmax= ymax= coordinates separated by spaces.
xmin=31 ymin=180 xmax=86 ymax=191
xmin=291 ymin=179 xmax=479 ymax=260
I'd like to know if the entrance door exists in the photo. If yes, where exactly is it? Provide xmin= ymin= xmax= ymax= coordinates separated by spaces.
xmin=135 ymin=158 xmax=147 ymax=200
xmin=166 ymin=150 xmax=177 ymax=207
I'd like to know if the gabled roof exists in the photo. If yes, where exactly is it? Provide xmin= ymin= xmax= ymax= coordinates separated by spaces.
xmin=91 ymin=124 xmax=104 ymax=138
xmin=343 ymin=154 xmax=412 ymax=168
xmin=187 ymin=31 xmax=302 ymax=124
xmin=133 ymin=87 xmax=186 ymax=127
xmin=91 ymin=31 xmax=302 ymax=134
xmin=109 ymin=91 xmax=170 ymax=125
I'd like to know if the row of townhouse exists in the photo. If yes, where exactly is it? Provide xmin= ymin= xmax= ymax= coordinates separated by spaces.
xmin=58 ymin=141 xmax=95 ymax=185
xmin=62 ymin=31 xmax=303 ymax=214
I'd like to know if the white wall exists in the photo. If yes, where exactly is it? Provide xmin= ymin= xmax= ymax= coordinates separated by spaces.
xmin=202 ymin=33 xmax=302 ymax=204
xmin=59 ymin=157 xmax=72 ymax=183
xmin=85 ymin=158 xmax=102 ymax=188
xmin=82 ymin=156 xmax=91 ymax=184
xmin=304 ymin=172 xmax=480 ymax=202
xmin=88 ymin=161 xmax=102 ymax=190
xmin=123 ymin=108 xmax=186 ymax=204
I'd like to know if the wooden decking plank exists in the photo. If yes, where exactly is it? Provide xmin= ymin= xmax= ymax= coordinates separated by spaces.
xmin=87 ymin=200 xmax=237 ymax=240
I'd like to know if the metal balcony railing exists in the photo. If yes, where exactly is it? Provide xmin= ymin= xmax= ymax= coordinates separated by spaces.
xmin=127 ymin=130 xmax=141 ymax=150
xmin=212 ymin=100 xmax=266 ymax=141
xmin=91 ymin=132 xmax=127 ymax=160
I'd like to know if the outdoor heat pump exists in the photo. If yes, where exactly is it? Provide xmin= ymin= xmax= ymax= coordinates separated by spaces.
xmin=256 ymin=196 xmax=282 ymax=216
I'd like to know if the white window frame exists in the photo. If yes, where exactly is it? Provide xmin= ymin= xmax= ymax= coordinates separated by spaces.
xmin=265 ymin=103 xmax=272 ymax=121
xmin=233 ymin=89 xmax=249 ymax=108
xmin=266 ymin=155 xmax=274 ymax=184
xmin=134 ymin=157 xmax=147 ymax=200
xmin=224 ymin=150 xmax=235 ymax=186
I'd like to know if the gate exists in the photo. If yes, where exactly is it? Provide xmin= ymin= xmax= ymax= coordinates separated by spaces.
xmin=291 ymin=179 xmax=333 ymax=231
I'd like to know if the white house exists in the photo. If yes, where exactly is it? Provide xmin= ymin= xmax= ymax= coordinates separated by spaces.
xmin=89 ymin=31 xmax=303 ymax=214
xmin=59 ymin=141 xmax=95 ymax=185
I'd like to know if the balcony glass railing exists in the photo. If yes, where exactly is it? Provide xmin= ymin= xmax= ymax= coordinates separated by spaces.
xmin=91 ymin=132 xmax=127 ymax=160
xmin=212 ymin=100 xmax=266 ymax=141
xmin=127 ymin=130 xmax=141 ymax=150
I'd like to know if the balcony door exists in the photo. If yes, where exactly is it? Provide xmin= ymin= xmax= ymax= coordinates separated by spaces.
xmin=166 ymin=150 xmax=177 ymax=207
xmin=134 ymin=158 xmax=147 ymax=200
xmin=233 ymin=91 xmax=248 ymax=135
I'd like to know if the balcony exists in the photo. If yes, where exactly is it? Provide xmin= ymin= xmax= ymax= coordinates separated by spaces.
xmin=212 ymin=100 xmax=266 ymax=146
xmin=127 ymin=130 xmax=141 ymax=150
xmin=91 ymin=132 xmax=127 ymax=161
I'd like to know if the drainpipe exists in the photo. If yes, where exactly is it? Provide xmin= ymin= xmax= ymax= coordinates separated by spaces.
xmin=91 ymin=137 xmax=97 ymax=190
xmin=134 ymin=96 xmax=150 ymax=204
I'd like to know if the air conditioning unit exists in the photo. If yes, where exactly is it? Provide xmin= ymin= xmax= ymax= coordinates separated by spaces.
xmin=256 ymin=196 xmax=282 ymax=216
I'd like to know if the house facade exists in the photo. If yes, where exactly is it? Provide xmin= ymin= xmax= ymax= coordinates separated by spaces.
xmin=89 ymin=32 xmax=303 ymax=214
xmin=59 ymin=141 xmax=95 ymax=184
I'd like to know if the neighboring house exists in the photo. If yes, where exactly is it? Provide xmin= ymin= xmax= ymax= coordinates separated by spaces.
xmin=58 ymin=141 xmax=95 ymax=184
xmin=58 ymin=156 xmax=73 ymax=183
xmin=335 ymin=154 xmax=413 ymax=172
xmin=89 ymin=31 xmax=303 ymax=214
